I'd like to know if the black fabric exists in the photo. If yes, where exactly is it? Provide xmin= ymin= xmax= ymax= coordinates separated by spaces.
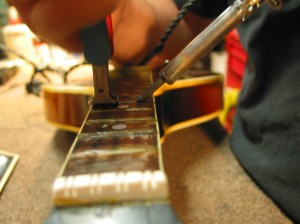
xmin=230 ymin=2 xmax=300 ymax=222
xmin=173 ymin=0 xmax=300 ymax=222
xmin=174 ymin=0 xmax=227 ymax=18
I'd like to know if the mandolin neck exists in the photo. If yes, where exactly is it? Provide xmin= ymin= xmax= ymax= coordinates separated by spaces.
xmin=52 ymin=66 xmax=170 ymax=206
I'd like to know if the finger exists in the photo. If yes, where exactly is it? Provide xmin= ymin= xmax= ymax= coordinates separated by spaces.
xmin=11 ymin=0 xmax=122 ymax=51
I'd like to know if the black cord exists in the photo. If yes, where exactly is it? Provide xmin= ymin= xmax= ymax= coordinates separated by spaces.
xmin=63 ymin=61 xmax=88 ymax=83
xmin=0 ymin=43 xmax=86 ymax=95
xmin=138 ymin=0 xmax=198 ymax=65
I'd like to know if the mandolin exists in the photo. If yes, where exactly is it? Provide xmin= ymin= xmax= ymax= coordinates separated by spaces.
xmin=43 ymin=66 xmax=223 ymax=223
xmin=42 ymin=66 xmax=223 ymax=142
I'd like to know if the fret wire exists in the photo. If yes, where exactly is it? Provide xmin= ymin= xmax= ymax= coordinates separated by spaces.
xmin=85 ymin=117 xmax=156 ymax=124
xmin=90 ymin=107 xmax=153 ymax=113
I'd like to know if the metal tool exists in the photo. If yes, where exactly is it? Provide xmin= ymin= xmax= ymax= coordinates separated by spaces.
xmin=136 ymin=0 xmax=285 ymax=102
xmin=81 ymin=16 xmax=118 ymax=105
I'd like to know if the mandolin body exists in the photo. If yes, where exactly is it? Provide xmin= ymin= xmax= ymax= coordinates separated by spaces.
xmin=42 ymin=67 xmax=223 ymax=140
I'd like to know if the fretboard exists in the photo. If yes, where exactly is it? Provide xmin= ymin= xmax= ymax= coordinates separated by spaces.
xmin=51 ymin=66 xmax=171 ymax=206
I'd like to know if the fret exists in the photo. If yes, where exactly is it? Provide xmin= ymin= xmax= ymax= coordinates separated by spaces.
xmin=88 ymin=108 xmax=155 ymax=122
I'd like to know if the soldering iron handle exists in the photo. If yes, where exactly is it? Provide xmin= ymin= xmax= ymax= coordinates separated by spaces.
xmin=158 ymin=0 xmax=261 ymax=84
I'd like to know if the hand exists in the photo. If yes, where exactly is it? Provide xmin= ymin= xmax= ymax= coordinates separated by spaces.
xmin=10 ymin=0 xmax=195 ymax=68
xmin=10 ymin=0 xmax=124 ymax=51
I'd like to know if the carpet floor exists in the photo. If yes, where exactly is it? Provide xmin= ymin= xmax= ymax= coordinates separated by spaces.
xmin=0 ymin=71 xmax=292 ymax=224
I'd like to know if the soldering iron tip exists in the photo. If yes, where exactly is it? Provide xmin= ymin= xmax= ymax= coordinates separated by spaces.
xmin=136 ymin=95 xmax=146 ymax=103
xmin=136 ymin=79 xmax=165 ymax=103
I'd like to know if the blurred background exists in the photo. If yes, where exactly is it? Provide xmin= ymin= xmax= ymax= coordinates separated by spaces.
xmin=0 ymin=0 xmax=85 ymax=90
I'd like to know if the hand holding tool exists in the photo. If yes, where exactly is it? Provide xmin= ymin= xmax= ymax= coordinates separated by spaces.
xmin=80 ymin=16 xmax=118 ymax=105
xmin=137 ymin=0 xmax=285 ymax=102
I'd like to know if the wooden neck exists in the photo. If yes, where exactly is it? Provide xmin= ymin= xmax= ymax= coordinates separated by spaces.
xmin=52 ymin=66 xmax=169 ymax=206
